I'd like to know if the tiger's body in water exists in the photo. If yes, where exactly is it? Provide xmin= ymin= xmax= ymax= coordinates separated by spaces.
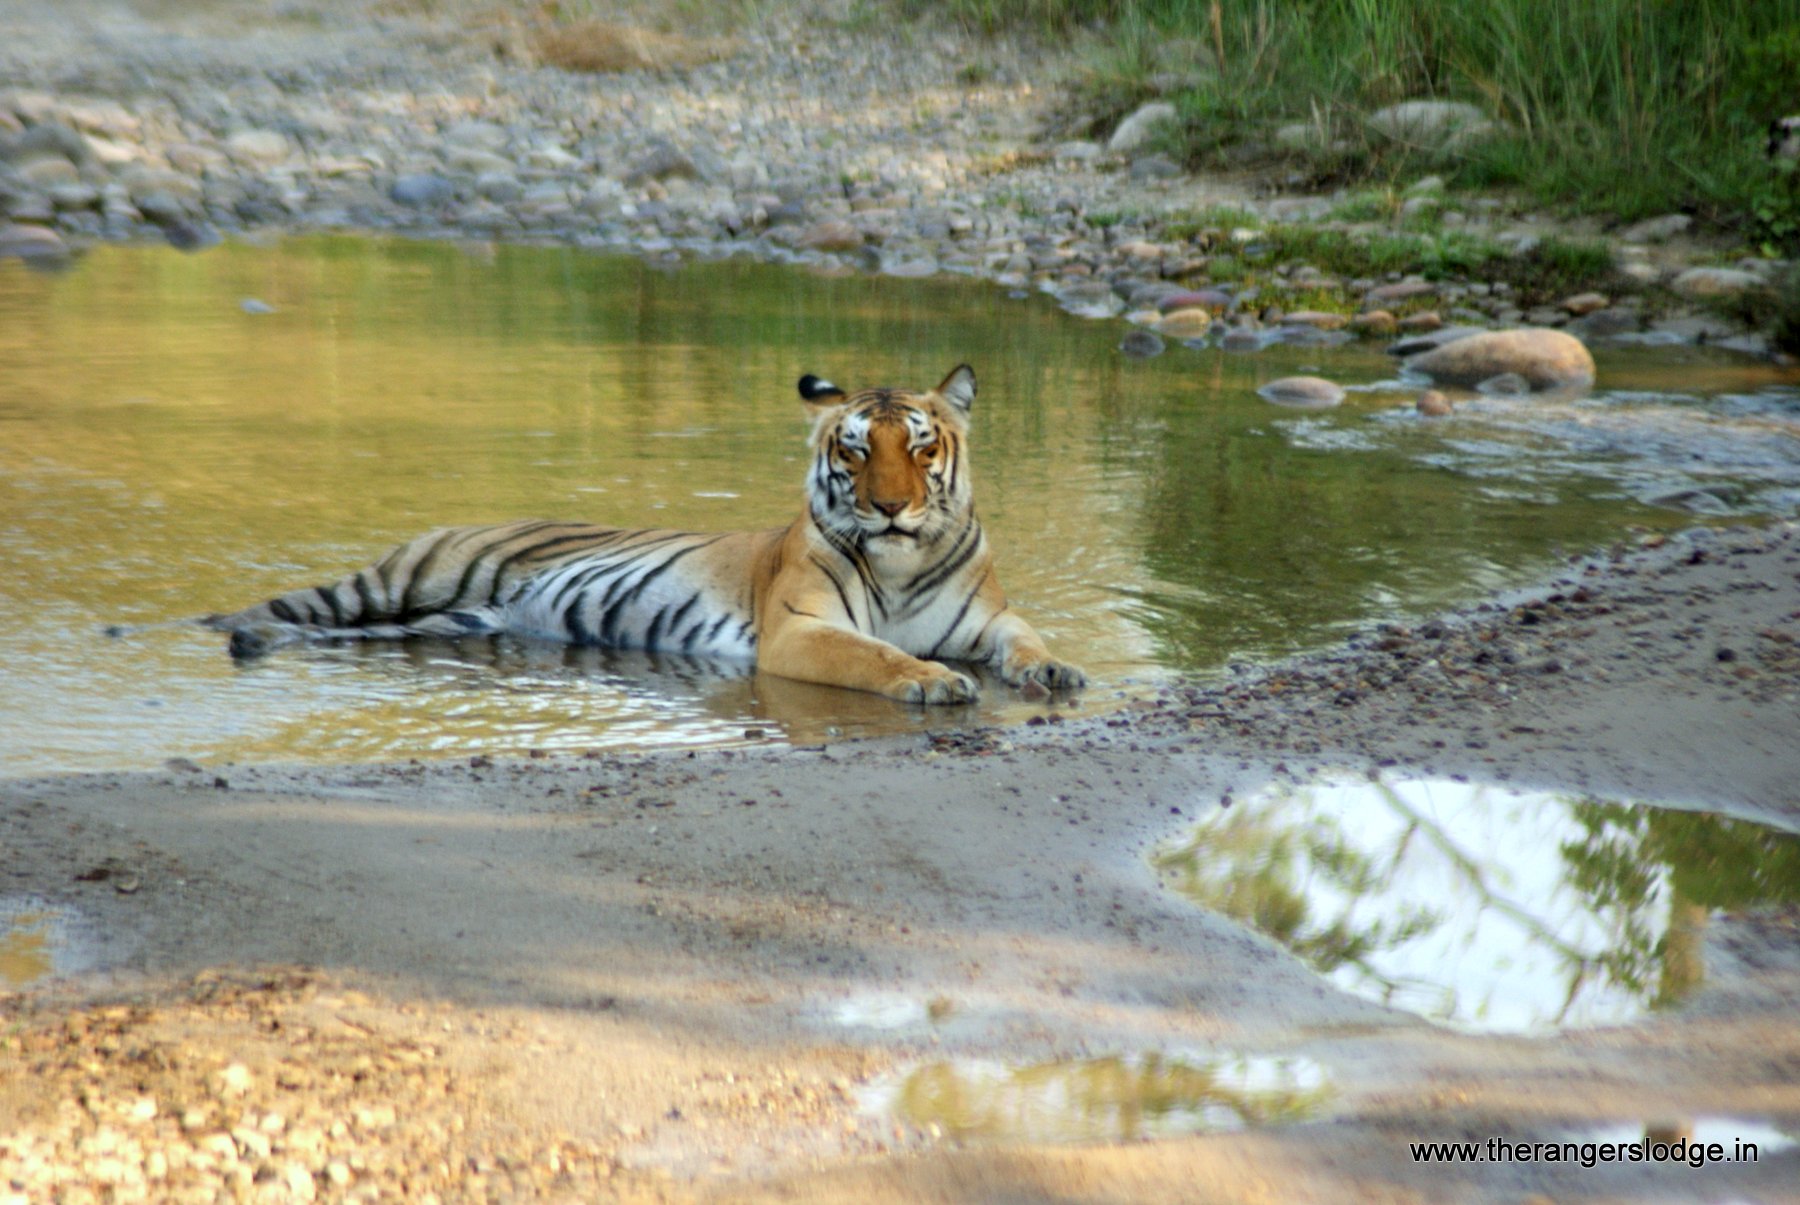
xmin=211 ymin=365 xmax=1084 ymax=704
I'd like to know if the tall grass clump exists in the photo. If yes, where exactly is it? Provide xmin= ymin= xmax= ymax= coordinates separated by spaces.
xmin=910 ymin=0 xmax=1800 ymax=244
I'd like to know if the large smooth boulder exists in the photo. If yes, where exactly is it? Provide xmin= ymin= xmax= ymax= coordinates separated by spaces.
xmin=1108 ymin=102 xmax=1177 ymax=154
xmin=1404 ymin=328 xmax=1595 ymax=391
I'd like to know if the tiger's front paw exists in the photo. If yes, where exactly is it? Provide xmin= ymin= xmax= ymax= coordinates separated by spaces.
xmin=885 ymin=662 xmax=979 ymax=705
xmin=1002 ymin=654 xmax=1087 ymax=693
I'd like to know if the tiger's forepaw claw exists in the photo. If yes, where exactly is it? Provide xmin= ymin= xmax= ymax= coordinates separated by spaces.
xmin=1006 ymin=659 xmax=1087 ymax=692
xmin=890 ymin=666 xmax=979 ymax=705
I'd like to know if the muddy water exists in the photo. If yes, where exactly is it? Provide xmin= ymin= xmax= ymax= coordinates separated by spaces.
xmin=2 ymin=238 xmax=1797 ymax=772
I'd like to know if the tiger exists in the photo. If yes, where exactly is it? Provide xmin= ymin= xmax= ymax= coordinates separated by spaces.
xmin=209 ymin=365 xmax=1086 ymax=705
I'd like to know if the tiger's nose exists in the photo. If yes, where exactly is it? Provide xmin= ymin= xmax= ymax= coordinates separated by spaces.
xmin=872 ymin=498 xmax=908 ymax=517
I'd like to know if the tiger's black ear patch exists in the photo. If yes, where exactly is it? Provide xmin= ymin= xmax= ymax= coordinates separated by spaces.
xmin=798 ymin=374 xmax=846 ymax=403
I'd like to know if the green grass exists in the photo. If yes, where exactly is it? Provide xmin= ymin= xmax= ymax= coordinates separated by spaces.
xmin=906 ymin=0 xmax=1800 ymax=250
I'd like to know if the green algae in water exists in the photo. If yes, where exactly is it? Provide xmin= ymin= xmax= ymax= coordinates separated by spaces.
xmin=1 ymin=237 xmax=1795 ymax=771
xmin=872 ymin=1052 xmax=1331 ymax=1144
xmin=1154 ymin=778 xmax=1800 ymax=1033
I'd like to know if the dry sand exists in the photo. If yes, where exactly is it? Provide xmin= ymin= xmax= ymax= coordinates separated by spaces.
xmin=4 ymin=523 xmax=1799 ymax=1203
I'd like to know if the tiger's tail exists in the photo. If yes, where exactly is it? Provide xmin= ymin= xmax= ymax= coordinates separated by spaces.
xmin=204 ymin=525 xmax=514 ymax=659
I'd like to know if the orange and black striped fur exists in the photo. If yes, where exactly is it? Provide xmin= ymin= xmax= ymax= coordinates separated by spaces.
xmin=210 ymin=365 xmax=1084 ymax=704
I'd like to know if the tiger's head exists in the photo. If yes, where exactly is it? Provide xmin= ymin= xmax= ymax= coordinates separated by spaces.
xmin=796 ymin=364 xmax=976 ymax=556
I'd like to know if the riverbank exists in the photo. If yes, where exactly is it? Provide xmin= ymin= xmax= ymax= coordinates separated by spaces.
xmin=5 ymin=525 xmax=1798 ymax=1202
xmin=1 ymin=0 xmax=1794 ymax=360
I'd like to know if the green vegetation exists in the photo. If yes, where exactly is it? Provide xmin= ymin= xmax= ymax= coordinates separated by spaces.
xmin=906 ymin=0 xmax=1800 ymax=249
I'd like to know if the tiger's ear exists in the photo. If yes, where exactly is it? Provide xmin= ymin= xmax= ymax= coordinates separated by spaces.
xmin=936 ymin=364 xmax=975 ymax=414
xmin=797 ymin=374 xmax=846 ymax=407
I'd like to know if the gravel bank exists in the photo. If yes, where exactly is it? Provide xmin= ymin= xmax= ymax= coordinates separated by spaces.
xmin=2 ymin=0 xmax=1792 ymax=363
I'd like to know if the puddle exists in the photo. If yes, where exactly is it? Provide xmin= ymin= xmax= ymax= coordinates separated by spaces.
xmin=0 ymin=896 xmax=95 ymax=987
xmin=865 ymin=1052 xmax=1330 ymax=1144
xmin=1154 ymin=777 xmax=1800 ymax=1033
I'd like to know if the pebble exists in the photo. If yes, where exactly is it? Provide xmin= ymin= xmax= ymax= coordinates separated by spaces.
xmin=0 ymin=221 xmax=70 ymax=262
xmin=1257 ymin=375 xmax=1345 ymax=408
xmin=1669 ymin=267 xmax=1770 ymax=299
xmin=390 ymin=172 xmax=453 ymax=206
xmin=1153 ymin=308 xmax=1215 ymax=339
xmin=1416 ymin=389 xmax=1452 ymax=416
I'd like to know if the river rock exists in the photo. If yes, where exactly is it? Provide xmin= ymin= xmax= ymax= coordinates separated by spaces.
xmin=1364 ymin=279 xmax=1435 ymax=307
xmin=1669 ymin=267 xmax=1769 ymax=299
xmin=1416 ymin=390 xmax=1452 ymax=416
xmin=225 ymin=129 xmax=291 ymax=166
xmin=1129 ymin=154 xmax=1181 ymax=180
xmin=1158 ymin=288 xmax=1231 ymax=313
xmin=49 ymin=182 xmax=99 ymax=210
xmin=1405 ymin=328 xmax=1595 ymax=391
xmin=0 ymin=221 xmax=68 ymax=262
xmin=1108 ymin=102 xmax=1177 ymax=154
xmin=474 ymin=170 xmax=522 ymax=202
xmin=1258 ymin=376 xmax=1344 ymax=408
xmin=1396 ymin=311 xmax=1443 ymax=332
xmin=19 ymin=156 xmax=79 ymax=187
xmin=166 ymin=143 xmax=228 ymax=175
xmin=795 ymin=220 xmax=861 ymax=252
xmin=445 ymin=146 xmax=512 ymax=175
xmin=1567 ymin=307 xmax=1642 ymax=338
xmin=1618 ymin=213 xmax=1691 ymax=243
xmin=1282 ymin=310 xmax=1347 ymax=331
xmin=1054 ymin=140 xmax=1103 ymax=163
xmin=1559 ymin=291 xmax=1609 ymax=316
xmin=1347 ymin=310 xmax=1397 ymax=337
xmin=625 ymin=142 xmax=700 ymax=185
xmin=1056 ymin=281 xmax=1124 ymax=319
xmin=1368 ymin=100 xmax=1495 ymax=150
xmin=1154 ymin=308 xmax=1215 ymax=339
xmin=442 ymin=119 xmax=508 ymax=151
xmin=0 ymin=122 xmax=90 ymax=166
xmin=391 ymin=172 xmax=453 ymax=207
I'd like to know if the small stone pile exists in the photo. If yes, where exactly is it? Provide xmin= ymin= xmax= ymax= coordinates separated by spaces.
xmin=0 ymin=967 xmax=618 ymax=1204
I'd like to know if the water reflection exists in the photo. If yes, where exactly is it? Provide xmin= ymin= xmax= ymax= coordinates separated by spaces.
xmin=1154 ymin=778 xmax=1800 ymax=1032
xmin=868 ymin=1052 xmax=1330 ymax=1143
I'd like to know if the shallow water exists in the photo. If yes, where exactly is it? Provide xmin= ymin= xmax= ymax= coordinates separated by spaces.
xmin=1155 ymin=777 xmax=1800 ymax=1033
xmin=2 ymin=238 xmax=1797 ymax=773
xmin=0 ymin=896 xmax=95 ymax=987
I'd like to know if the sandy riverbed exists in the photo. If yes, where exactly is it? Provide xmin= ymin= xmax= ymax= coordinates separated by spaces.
xmin=4 ymin=524 xmax=1798 ymax=1203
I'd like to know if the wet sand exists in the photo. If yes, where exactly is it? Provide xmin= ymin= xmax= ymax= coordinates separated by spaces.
xmin=4 ymin=523 xmax=1798 ymax=1202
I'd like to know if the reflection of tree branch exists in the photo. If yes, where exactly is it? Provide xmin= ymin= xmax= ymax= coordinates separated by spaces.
xmin=1371 ymin=781 xmax=1592 ymax=963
